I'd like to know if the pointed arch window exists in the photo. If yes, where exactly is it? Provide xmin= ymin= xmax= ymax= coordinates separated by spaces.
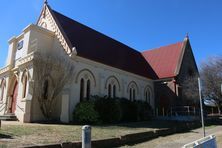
xmin=21 ymin=70 xmax=29 ymax=99
xmin=76 ymin=69 xmax=96 ymax=102
xmin=105 ymin=76 xmax=120 ymax=98
xmin=133 ymin=89 xmax=136 ymax=101
xmin=128 ymin=81 xmax=138 ymax=101
xmin=79 ymin=79 xmax=91 ymax=101
xmin=145 ymin=91 xmax=151 ymax=103
xmin=0 ymin=79 xmax=5 ymax=101
xmin=129 ymin=87 xmax=136 ymax=101
xmin=113 ymin=85 xmax=116 ymax=98
xmin=145 ymin=86 xmax=152 ymax=104
xmin=129 ymin=88 xmax=132 ymax=101
xmin=108 ymin=84 xmax=112 ymax=98
xmin=107 ymin=84 xmax=117 ymax=98
xmin=80 ymin=78 xmax=84 ymax=102
xmin=86 ymin=80 xmax=91 ymax=100
xmin=22 ymin=75 xmax=28 ymax=98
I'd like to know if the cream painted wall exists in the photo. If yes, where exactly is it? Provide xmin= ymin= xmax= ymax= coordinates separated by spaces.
xmin=0 ymin=24 xmax=155 ymax=123
xmin=67 ymin=56 xmax=155 ymax=121
xmin=0 ymin=24 xmax=55 ymax=122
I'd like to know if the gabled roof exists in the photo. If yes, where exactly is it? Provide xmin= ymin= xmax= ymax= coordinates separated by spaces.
xmin=142 ymin=41 xmax=185 ymax=79
xmin=46 ymin=6 xmax=158 ymax=79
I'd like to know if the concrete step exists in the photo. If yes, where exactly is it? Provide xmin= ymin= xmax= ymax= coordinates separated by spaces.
xmin=0 ymin=114 xmax=18 ymax=121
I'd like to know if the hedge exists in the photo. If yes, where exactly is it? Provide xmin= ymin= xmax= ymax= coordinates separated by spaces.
xmin=73 ymin=101 xmax=100 ymax=124
xmin=73 ymin=96 xmax=153 ymax=124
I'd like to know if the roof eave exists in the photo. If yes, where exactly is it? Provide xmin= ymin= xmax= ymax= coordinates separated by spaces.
xmin=47 ymin=5 xmax=74 ymax=52
xmin=174 ymin=38 xmax=188 ymax=76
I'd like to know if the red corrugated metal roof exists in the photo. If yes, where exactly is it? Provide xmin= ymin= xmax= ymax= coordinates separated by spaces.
xmin=142 ymin=42 xmax=184 ymax=79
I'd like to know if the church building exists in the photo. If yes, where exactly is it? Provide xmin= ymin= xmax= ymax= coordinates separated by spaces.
xmin=0 ymin=2 xmax=198 ymax=123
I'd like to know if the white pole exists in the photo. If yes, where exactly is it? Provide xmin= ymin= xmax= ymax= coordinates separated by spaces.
xmin=198 ymin=77 xmax=205 ymax=137
xmin=82 ymin=125 xmax=91 ymax=148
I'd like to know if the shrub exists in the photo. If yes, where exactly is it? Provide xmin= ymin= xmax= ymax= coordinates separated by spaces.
xmin=73 ymin=101 xmax=100 ymax=124
xmin=73 ymin=96 xmax=153 ymax=124
xmin=94 ymin=97 xmax=122 ymax=123
xmin=118 ymin=98 xmax=138 ymax=122
xmin=135 ymin=101 xmax=153 ymax=121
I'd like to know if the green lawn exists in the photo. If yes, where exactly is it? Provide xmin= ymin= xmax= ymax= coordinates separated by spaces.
xmin=0 ymin=120 xmax=195 ymax=147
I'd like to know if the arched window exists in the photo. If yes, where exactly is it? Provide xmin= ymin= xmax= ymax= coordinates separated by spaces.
xmin=129 ymin=87 xmax=136 ymax=101
xmin=21 ymin=70 xmax=30 ymax=99
xmin=127 ymin=81 xmax=138 ymax=101
xmin=80 ymin=78 xmax=84 ymax=102
xmin=107 ymin=84 xmax=116 ymax=98
xmin=79 ymin=78 xmax=91 ymax=101
xmin=76 ymin=69 xmax=96 ymax=102
xmin=145 ymin=91 xmax=151 ymax=103
xmin=105 ymin=76 xmax=120 ymax=98
xmin=108 ymin=84 xmax=111 ymax=98
xmin=22 ymin=75 xmax=28 ymax=98
xmin=144 ymin=86 xmax=152 ymax=104
xmin=0 ymin=79 xmax=5 ymax=101
xmin=129 ymin=88 xmax=132 ymax=101
xmin=113 ymin=85 xmax=116 ymax=98
xmin=86 ymin=80 xmax=91 ymax=100
xmin=133 ymin=89 xmax=136 ymax=101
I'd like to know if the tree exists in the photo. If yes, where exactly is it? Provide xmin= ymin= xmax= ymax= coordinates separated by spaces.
xmin=182 ymin=75 xmax=199 ymax=104
xmin=33 ymin=48 xmax=75 ymax=119
xmin=201 ymin=56 xmax=222 ymax=114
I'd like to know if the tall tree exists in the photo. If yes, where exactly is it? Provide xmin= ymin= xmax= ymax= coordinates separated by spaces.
xmin=33 ymin=48 xmax=75 ymax=119
xmin=201 ymin=56 xmax=222 ymax=114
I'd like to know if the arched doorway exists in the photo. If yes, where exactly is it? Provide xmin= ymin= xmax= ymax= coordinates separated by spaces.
xmin=10 ymin=81 xmax=18 ymax=113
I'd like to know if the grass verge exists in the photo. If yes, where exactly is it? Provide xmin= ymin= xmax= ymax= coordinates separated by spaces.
xmin=0 ymin=120 xmax=199 ymax=147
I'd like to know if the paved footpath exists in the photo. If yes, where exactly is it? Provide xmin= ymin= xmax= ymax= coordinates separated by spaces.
xmin=121 ymin=125 xmax=222 ymax=148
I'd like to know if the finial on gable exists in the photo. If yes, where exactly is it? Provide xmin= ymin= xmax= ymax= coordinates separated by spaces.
xmin=44 ymin=0 xmax=48 ymax=5
xmin=186 ymin=32 xmax=189 ymax=38
xmin=184 ymin=33 xmax=189 ymax=41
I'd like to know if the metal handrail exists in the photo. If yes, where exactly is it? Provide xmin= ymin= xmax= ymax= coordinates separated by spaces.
xmin=156 ymin=106 xmax=203 ymax=117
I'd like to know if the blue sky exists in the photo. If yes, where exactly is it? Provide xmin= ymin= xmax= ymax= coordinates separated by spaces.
xmin=0 ymin=0 xmax=221 ymax=68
